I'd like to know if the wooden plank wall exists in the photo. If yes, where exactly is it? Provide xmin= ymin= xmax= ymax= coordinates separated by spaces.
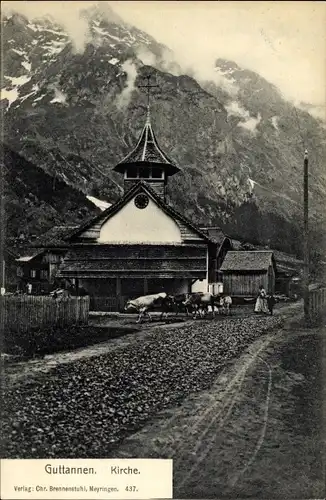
xmin=223 ymin=272 xmax=267 ymax=296
xmin=0 ymin=296 xmax=90 ymax=332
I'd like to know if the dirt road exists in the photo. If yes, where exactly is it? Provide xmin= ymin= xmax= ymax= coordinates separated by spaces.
xmin=111 ymin=324 xmax=325 ymax=499
xmin=3 ymin=302 xmax=296 ymax=386
xmin=3 ymin=302 xmax=325 ymax=498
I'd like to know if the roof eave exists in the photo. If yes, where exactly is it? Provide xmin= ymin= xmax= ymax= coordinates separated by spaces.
xmin=113 ymin=161 xmax=180 ymax=176
xmin=221 ymin=267 xmax=269 ymax=272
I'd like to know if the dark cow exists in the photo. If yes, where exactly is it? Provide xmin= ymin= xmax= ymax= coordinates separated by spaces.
xmin=170 ymin=293 xmax=192 ymax=315
xmin=124 ymin=292 xmax=174 ymax=323
xmin=183 ymin=292 xmax=220 ymax=318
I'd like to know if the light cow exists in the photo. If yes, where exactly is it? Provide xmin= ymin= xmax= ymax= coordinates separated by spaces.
xmin=220 ymin=295 xmax=233 ymax=315
xmin=183 ymin=292 xmax=219 ymax=318
xmin=124 ymin=292 xmax=172 ymax=323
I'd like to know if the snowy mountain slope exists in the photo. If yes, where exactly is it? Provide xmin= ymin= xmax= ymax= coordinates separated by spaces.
xmin=1 ymin=5 xmax=326 ymax=258
xmin=86 ymin=195 xmax=111 ymax=211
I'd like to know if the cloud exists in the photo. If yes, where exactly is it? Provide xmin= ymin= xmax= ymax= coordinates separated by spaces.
xmin=61 ymin=13 xmax=91 ymax=53
xmin=226 ymin=101 xmax=261 ymax=134
xmin=111 ymin=1 xmax=326 ymax=106
xmin=238 ymin=113 xmax=261 ymax=134
xmin=134 ymin=44 xmax=183 ymax=78
xmin=116 ymin=60 xmax=138 ymax=109
xmin=294 ymin=102 xmax=326 ymax=122
xmin=135 ymin=45 xmax=156 ymax=67
xmin=156 ymin=48 xmax=184 ymax=76
xmin=134 ymin=44 xmax=238 ymax=98
xmin=2 ymin=1 xmax=91 ymax=53
xmin=177 ymin=56 xmax=240 ymax=96
xmin=211 ymin=69 xmax=239 ymax=96
xmin=225 ymin=101 xmax=250 ymax=119
xmin=3 ymin=1 xmax=325 ymax=105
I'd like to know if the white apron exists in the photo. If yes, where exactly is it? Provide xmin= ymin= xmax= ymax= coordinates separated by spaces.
xmin=254 ymin=290 xmax=268 ymax=313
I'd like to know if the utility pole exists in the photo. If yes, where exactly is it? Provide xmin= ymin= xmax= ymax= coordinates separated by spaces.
xmin=0 ymin=160 xmax=4 ymax=371
xmin=303 ymin=149 xmax=309 ymax=324
xmin=0 ymin=154 xmax=5 ymax=295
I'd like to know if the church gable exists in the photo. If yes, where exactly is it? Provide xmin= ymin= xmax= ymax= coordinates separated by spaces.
xmin=97 ymin=194 xmax=182 ymax=244
xmin=71 ymin=183 xmax=207 ymax=245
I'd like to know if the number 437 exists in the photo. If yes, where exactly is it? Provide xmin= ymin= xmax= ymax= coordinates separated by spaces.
xmin=125 ymin=486 xmax=137 ymax=492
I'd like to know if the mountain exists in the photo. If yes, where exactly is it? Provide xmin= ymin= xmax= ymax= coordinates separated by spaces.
xmin=1 ymin=5 xmax=326 ymax=258
xmin=2 ymin=143 xmax=100 ymax=240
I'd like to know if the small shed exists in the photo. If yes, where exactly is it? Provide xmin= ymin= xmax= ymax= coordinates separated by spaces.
xmin=272 ymin=250 xmax=303 ymax=296
xmin=220 ymin=251 xmax=276 ymax=296
xmin=15 ymin=226 xmax=78 ymax=294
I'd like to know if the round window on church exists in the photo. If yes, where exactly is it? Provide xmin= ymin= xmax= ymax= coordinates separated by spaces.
xmin=134 ymin=194 xmax=149 ymax=209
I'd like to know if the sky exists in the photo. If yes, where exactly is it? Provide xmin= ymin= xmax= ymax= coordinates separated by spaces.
xmin=2 ymin=1 xmax=326 ymax=106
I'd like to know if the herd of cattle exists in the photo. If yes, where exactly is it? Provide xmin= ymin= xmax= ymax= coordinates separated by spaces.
xmin=10 ymin=288 xmax=232 ymax=323
xmin=124 ymin=292 xmax=233 ymax=323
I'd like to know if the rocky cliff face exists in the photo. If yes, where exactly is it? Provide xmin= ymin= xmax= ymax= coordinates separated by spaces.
xmin=2 ymin=144 xmax=100 ymax=240
xmin=2 ymin=5 xmax=326 ymax=256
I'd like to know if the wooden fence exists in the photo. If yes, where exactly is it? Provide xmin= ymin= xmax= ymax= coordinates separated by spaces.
xmin=0 ymin=295 xmax=90 ymax=332
xmin=309 ymin=287 xmax=326 ymax=321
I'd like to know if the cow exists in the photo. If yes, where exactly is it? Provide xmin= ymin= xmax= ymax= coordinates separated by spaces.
xmin=169 ymin=293 xmax=193 ymax=316
xmin=50 ymin=288 xmax=71 ymax=300
xmin=183 ymin=292 xmax=220 ymax=319
xmin=220 ymin=295 xmax=232 ymax=315
xmin=169 ymin=293 xmax=212 ymax=317
xmin=124 ymin=293 xmax=174 ymax=323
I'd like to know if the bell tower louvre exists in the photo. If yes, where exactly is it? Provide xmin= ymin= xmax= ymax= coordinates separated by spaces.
xmin=112 ymin=75 xmax=180 ymax=201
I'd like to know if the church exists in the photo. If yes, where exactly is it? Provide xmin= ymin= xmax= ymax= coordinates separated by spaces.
xmin=46 ymin=82 xmax=231 ymax=310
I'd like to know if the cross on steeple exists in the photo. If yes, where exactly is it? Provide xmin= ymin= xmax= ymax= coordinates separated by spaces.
xmin=138 ymin=74 xmax=159 ymax=112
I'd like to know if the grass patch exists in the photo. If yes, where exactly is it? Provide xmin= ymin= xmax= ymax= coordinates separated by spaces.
xmin=4 ymin=325 xmax=138 ymax=359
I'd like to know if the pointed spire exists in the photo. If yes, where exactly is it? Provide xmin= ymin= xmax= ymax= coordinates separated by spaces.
xmin=145 ymin=104 xmax=151 ymax=126
xmin=113 ymin=73 xmax=180 ymax=176
xmin=114 ymin=113 xmax=179 ymax=174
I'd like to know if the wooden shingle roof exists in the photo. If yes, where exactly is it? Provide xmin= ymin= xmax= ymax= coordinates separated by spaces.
xmin=272 ymin=249 xmax=303 ymax=267
xmin=220 ymin=251 xmax=274 ymax=271
xmin=113 ymin=110 xmax=180 ymax=176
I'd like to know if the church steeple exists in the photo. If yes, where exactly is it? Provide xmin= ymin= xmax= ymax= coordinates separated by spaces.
xmin=113 ymin=74 xmax=180 ymax=201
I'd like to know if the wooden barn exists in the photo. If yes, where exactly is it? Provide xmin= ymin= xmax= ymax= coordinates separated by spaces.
xmin=220 ymin=251 xmax=276 ymax=296
xmin=15 ymin=226 xmax=78 ymax=294
xmin=272 ymin=249 xmax=303 ymax=296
